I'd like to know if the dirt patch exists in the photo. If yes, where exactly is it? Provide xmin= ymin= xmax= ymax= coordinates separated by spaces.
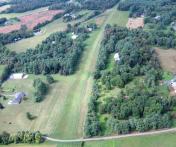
xmin=0 ymin=10 xmax=64 ymax=33
xmin=126 ymin=17 xmax=144 ymax=29
xmin=155 ymin=48 xmax=176 ymax=74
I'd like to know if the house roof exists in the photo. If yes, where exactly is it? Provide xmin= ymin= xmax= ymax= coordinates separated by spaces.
xmin=114 ymin=53 xmax=120 ymax=61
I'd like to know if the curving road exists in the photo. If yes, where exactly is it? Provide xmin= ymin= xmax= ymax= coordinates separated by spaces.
xmin=44 ymin=128 xmax=176 ymax=143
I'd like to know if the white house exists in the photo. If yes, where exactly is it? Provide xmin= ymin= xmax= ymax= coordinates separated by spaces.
xmin=71 ymin=32 xmax=78 ymax=40
xmin=154 ymin=15 xmax=161 ymax=20
xmin=114 ymin=53 xmax=120 ymax=62
xmin=88 ymin=27 xmax=93 ymax=32
xmin=9 ymin=73 xmax=28 ymax=80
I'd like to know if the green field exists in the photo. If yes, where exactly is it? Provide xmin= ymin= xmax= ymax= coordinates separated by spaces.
xmin=6 ymin=10 xmax=91 ymax=52
xmin=0 ymin=7 xmax=49 ymax=19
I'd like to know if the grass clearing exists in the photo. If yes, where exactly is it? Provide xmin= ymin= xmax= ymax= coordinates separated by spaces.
xmin=0 ymin=7 xmax=49 ymax=19
xmin=155 ymin=47 xmax=176 ymax=73
xmin=108 ymin=10 xmax=129 ymax=26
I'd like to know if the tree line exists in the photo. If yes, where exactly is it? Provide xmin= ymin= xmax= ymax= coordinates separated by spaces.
xmin=0 ymin=131 xmax=43 ymax=145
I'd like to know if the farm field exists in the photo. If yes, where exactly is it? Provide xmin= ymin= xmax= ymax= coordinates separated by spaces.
xmin=0 ymin=4 xmax=10 ymax=13
xmin=0 ymin=6 xmax=49 ymax=19
xmin=6 ymin=10 xmax=91 ymax=52
xmin=155 ymin=48 xmax=176 ymax=73
xmin=0 ymin=9 xmax=63 ymax=33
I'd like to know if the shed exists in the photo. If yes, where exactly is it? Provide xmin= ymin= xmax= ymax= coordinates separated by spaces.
xmin=9 ymin=73 xmax=28 ymax=80
xmin=8 ymin=92 xmax=26 ymax=105
xmin=114 ymin=53 xmax=120 ymax=62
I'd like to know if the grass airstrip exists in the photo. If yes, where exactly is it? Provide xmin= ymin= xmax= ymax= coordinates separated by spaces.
xmin=1 ymin=5 xmax=175 ymax=147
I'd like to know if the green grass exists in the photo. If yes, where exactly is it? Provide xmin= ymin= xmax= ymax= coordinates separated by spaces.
xmin=85 ymin=132 xmax=176 ymax=147
xmin=163 ymin=71 xmax=173 ymax=81
xmin=0 ymin=7 xmax=49 ymax=19
xmin=6 ymin=10 xmax=92 ymax=52
xmin=108 ymin=10 xmax=129 ymax=26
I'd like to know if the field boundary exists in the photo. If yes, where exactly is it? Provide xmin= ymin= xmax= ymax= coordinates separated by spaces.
xmin=44 ymin=128 xmax=176 ymax=143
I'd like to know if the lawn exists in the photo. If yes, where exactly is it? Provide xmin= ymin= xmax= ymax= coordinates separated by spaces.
xmin=6 ymin=10 xmax=92 ymax=52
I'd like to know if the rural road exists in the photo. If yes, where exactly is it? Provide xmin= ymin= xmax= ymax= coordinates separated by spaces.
xmin=44 ymin=128 xmax=176 ymax=143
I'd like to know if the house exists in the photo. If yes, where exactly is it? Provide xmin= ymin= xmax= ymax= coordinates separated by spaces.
xmin=9 ymin=73 xmax=28 ymax=80
xmin=171 ymin=22 xmax=176 ymax=31
xmin=170 ymin=81 xmax=176 ymax=92
xmin=8 ymin=92 xmax=26 ymax=105
xmin=154 ymin=15 xmax=161 ymax=20
xmin=87 ymin=27 xmax=93 ymax=32
xmin=71 ymin=32 xmax=78 ymax=40
xmin=114 ymin=53 xmax=120 ymax=62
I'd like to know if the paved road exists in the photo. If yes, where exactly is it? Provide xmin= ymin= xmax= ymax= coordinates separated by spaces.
xmin=44 ymin=128 xmax=176 ymax=143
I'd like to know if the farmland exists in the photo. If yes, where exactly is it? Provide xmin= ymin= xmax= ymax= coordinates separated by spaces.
xmin=0 ymin=7 xmax=49 ymax=19
xmin=0 ymin=9 xmax=63 ymax=33
xmin=155 ymin=48 xmax=176 ymax=74
xmin=0 ymin=4 xmax=10 ymax=13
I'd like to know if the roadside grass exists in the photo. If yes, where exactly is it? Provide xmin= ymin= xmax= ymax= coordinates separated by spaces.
xmin=84 ymin=132 xmax=176 ymax=147
xmin=6 ymin=10 xmax=92 ymax=52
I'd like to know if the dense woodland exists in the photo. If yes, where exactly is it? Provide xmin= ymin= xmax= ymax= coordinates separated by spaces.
xmin=0 ymin=26 xmax=92 ymax=75
xmin=118 ymin=0 xmax=176 ymax=29
xmin=85 ymin=26 xmax=176 ymax=137
xmin=0 ymin=131 xmax=43 ymax=145
xmin=77 ymin=0 xmax=120 ymax=10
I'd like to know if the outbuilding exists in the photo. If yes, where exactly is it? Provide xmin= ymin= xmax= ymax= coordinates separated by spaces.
xmin=114 ymin=53 xmax=120 ymax=62
xmin=9 ymin=73 xmax=28 ymax=80
xmin=8 ymin=92 xmax=26 ymax=105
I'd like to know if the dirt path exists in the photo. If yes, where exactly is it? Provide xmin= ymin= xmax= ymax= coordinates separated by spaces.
xmin=45 ymin=128 xmax=176 ymax=143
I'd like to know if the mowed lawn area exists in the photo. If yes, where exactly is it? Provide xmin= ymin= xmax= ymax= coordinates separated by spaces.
xmin=6 ymin=10 xmax=92 ymax=52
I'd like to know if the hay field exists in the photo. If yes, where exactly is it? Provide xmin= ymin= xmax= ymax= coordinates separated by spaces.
xmin=126 ymin=17 xmax=144 ymax=29
xmin=155 ymin=48 xmax=176 ymax=74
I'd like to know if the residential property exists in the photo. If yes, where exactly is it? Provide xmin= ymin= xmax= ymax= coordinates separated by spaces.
xmin=114 ymin=53 xmax=120 ymax=62
xmin=8 ymin=92 xmax=26 ymax=105
xmin=154 ymin=15 xmax=161 ymax=20
xmin=71 ymin=32 xmax=78 ymax=40
xmin=9 ymin=73 xmax=28 ymax=80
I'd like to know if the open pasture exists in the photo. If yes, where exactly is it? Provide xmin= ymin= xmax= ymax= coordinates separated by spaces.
xmin=155 ymin=48 xmax=176 ymax=74
xmin=0 ymin=9 xmax=63 ymax=33
xmin=126 ymin=17 xmax=144 ymax=29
